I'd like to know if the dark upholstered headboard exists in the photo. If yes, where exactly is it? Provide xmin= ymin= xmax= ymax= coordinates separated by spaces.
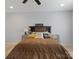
xmin=29 ymin=24 xmax=51 ymax=33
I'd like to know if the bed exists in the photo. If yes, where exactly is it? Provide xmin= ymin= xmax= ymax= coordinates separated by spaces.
xmin=6 ymin=38 xmax=72 ymax=59
xmin=6 ymin=24 xmax=72 ymax=59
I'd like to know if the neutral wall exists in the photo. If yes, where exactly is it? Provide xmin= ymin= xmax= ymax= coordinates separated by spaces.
xmin=6 ymin=11 xmax=73 ymax=44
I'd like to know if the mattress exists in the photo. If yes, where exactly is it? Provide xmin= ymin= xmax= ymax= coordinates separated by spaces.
xmin=6 ymin=39 xmax=72 ymax=59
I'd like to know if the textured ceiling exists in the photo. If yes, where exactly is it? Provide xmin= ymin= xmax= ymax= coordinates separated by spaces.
xmin=5 ymin=0 xmax=73 ymax=12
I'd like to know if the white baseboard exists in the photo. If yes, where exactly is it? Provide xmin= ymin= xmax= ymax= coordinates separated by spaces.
xmin=5 ymin=41 xmax=20 ymax=45
xmin=60 ymin=43 xmax=73 ymax=47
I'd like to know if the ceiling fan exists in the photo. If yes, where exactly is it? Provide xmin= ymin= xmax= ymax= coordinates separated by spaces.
xmin=22 ymin=0 xmax=41 ymax=5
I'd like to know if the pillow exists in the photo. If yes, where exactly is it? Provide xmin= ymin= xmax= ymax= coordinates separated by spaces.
xmin=35 ymin=32 xmax=44 ymax=39
xmin=35 ymin=32 xmax=51 ymax=39
xmin=26 ymin=32 xmax=38 ymax=39
xmin=26 ymin=32 xmax=44 ymax=39
xmin=43 ymin=32 xmax=53 ymax=38
xmin=43 ymin=31 xmax=49 ymax=34
xmin=28 ymin=32 xmax=52 ymax=39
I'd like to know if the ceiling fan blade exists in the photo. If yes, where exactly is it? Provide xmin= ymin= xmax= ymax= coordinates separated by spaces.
xmin=23 ymin=0 xmax=28 ymax=3
xmin=35 ymin=0 xmax=41 ymax=5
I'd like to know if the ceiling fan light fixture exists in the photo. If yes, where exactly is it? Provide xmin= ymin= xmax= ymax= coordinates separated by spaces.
xmin=23 ymin=0 xmax=28 ymax=3
xmin=35 ymin=0 xmax=41 ymax=5
xmin=22 ymin=0 xmax=41 ymax=5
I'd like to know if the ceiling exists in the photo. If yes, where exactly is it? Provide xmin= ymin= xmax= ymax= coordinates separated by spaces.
xmin=5 ymin=0 xmax=73 ymax=12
